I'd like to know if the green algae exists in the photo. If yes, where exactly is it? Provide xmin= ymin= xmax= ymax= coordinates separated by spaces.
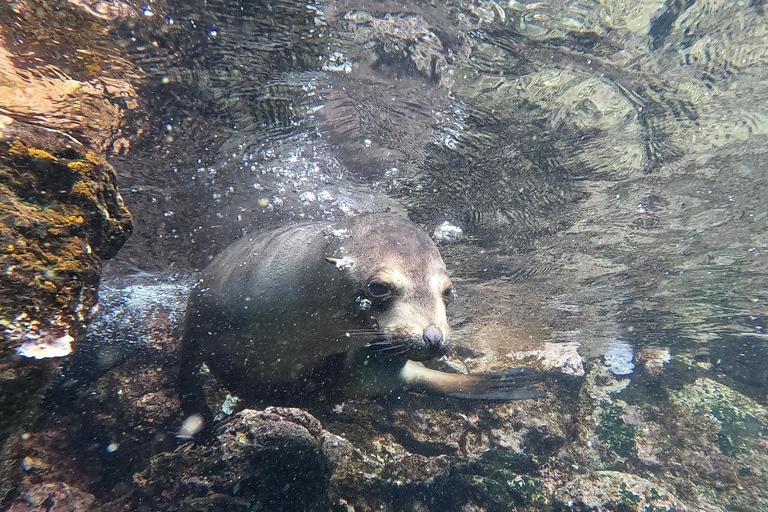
xmin=597 ymin=400 xmax=637 ymax=458
xmin=471 ymin=470 xmax=549 ymax=507
xmin=670 ymin=378 xmax=768 ymax=458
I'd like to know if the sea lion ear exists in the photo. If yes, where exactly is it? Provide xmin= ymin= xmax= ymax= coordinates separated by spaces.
xmin=325 ymin=256 xmax=354 ymax=270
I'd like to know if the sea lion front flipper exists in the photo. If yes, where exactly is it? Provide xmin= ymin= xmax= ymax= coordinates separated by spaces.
xmin=400 ymin=360 xmax=545 ymax=401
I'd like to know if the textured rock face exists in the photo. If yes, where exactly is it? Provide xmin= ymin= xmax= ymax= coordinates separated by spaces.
xmin=0 ymin=128 xmax=133 ymax=502
xmin=127 ymin=402 xmax=568 ymax=512
xmin=8 ymin=482 xmax=96 ymax=512
xmin=0 ymin=0 xmax=137 ymax=495
xmin=133 ymin=408 xmax=332 ymax=512
xmin=0 ymin=129 xmax=132 ymax=351
xmin=553 ymin=471 xmax=688 ymax=512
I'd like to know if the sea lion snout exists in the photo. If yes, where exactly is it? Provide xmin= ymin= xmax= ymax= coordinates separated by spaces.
xmin=423 ymin=325 xmax=448 ymax=356
xmin=402 ymin=324 xmax=449 ymax=360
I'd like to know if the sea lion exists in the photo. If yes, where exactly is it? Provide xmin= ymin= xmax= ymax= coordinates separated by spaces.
xmin=180 ymin=213 xmax=541 ymax=415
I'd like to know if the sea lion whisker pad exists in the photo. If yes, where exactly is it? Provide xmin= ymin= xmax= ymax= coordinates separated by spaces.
xmin=180 ymin=213 xmax=544 ymax=419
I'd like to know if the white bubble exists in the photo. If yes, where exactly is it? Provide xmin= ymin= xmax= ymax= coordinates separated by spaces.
xmin=433 ymin=221 xmax=464 ymax=244
xmin=177 ymin=414 xmax=205 ymax=440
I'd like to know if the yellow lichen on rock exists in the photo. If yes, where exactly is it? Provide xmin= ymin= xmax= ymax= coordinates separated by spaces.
xmin=70 ymin=181 xmax=99 ymax=201
xmin=66 ymin=160 xmax=95 ymax=176
xmin=40 ymin=281 xmax=57 ymax=293
xmin=26 ymin=148 xmax=58 ymax=162
xmin=59 ymin=215 xmax=85 ymax=226
xmin=1 ymin=134 xmax=132 ymax=362
xmin=84 ymin=151 xmax=107 ymax=166
xmin=8 ymin=142 xmax=25 ymax=157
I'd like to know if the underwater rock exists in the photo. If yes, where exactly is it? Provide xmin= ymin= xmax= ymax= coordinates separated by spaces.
xmin=566 ymin=360 xmax=768 ymax=511
xmin=669 ymin=378 xmax=768 ymax=457
xmin=320 ymin=393 xmax=569 ymax=512
xmin=32 ymin=279 xmax=189 ymax=494
xmin=133 ymin=408 xmax=331 ymax=512
xmin=710 ymin=334 xmax=768 ymax=397
xmin=569 ymin=362 xmax=637 ymax=469
xmin=0 ymin=124 xmax=132 ymax=501
xmin=8 ymin=481 xmax=96 ymax=512
xmin=553 ymin=471 xmax=687 ymax=512
xmin=663 ymin=377 xmax=768 ymax=511
xmin=1 ymin=3 xmax=140 ymax=497
xmin=5 ymin=277 xmax=189 ymax=509
xmin=505 ymin=342 xmax=586 ymax=378
xmin=0 ymin=129 xmax=132 ymax=354
xmin=635 ymin=346 xmax=671 ymax=376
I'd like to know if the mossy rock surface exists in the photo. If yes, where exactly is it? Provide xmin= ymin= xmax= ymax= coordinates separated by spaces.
xmin=0 ymin=123 xmax=132 ymax=501
xmin=670 ymin=378 xmax=768 ymax=457
xmin=553 ymin=471 xmax=687 ymax=512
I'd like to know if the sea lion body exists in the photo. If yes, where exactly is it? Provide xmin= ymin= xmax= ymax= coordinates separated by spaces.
xmin=181 ymin=213 xmax=539 ymax=408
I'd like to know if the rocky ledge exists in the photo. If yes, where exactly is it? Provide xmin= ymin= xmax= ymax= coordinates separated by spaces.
xmin=0 ymin=122 xmax=132 ymax=501
xmin=2 ymin=278 xmax=766 ymax=512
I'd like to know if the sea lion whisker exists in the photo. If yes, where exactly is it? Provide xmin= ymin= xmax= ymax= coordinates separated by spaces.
xmin=363 ymin=339 xmax=401 ymax=347
xmin=364 ymin=342 xmax=415 ymax=359
xmin=367 ymin=346 xmax=413 ymax=360
xmin=365 ymin=342 xmax=404 ymax=351
xmin=345 ymin=331 xmax=395 ymax=339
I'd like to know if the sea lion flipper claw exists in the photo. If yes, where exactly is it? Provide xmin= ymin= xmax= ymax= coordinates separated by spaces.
xmin=400 ymin=360 xmax=545 ymax=401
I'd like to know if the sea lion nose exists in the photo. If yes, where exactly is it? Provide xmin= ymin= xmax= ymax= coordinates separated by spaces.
xmin=423 ymin=325 xmax=444 ymax=351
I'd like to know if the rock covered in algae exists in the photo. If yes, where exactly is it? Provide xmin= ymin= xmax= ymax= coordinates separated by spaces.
xmin=133 ymin=408 xmax=332 ymax=512
xmin=316 ymin=390 xmax=569 ymax=512
xmin=553 ymin=471 xmax=687 ymax=512
xmin=1 ymin=0 xmax=142 ymax=495
xmin=663 ymin=377 xmax=768 ymax=510
xmin=0 ymin=131 xmax=132 ymax=353
xmin=0 ymin=124 xmax=132 ymax=500
xmin=127 ymin=397 xmax=570 ymax=512
xmin=8 ymin=481 xmax=96 ymax=512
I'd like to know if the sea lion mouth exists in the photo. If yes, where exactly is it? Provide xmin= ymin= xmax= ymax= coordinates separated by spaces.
xmin=346 ymin=330 xmax=448 ymax=361
xmin=409 ymin=334 xmax=450 ymax=361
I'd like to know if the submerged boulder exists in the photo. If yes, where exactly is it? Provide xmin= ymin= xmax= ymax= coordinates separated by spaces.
xmin=0 ymin=0 xmax=138 ymax=495
xmin=553 ymin=471 xmax=687 ymax=512
xmin=0 ymin=125 xmax=132 ymax=501
xmin=133 ymin=408 xmax=331 ymax=512
xmin=8 ymin=481 xmax=96 ymax=512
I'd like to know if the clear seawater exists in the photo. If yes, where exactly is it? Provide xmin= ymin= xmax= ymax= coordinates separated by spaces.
xmin=4 ymin=0 xmax=768 ymax=509
xmin=112 ymin=0 xmax=767 ymax=397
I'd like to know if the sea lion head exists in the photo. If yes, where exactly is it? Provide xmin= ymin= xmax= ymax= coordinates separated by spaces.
xmin=327 ymin=214 xmax=456 ymax=361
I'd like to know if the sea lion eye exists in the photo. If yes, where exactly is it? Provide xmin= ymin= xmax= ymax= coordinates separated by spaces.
xmin=443 ymin=286 xmax=457 ymax=304
xmin=367 ymin=282 xmax=391 ymax=298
